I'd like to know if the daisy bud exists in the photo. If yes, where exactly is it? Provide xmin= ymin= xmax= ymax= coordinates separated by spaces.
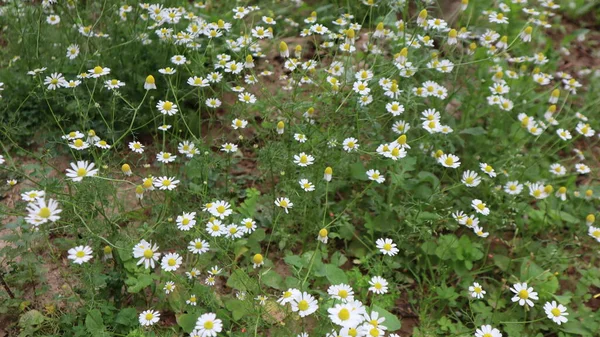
xmin=547 ymin=105 xmax=556 ymax=114
xmin=279 ymin=41 xmax=289 ymax=58
xmin=585 ymin=189 xmax=593 ymax=199
xmin=376 ymin=22 xmax=384 ymax=31
xmin=544 ymin=185 xmax=553 ymax=194
xmin=397 ymin=21 xmax=405 ymax=32
xmin=276 ymin=121 xmax=285 ymax=134
xmin=142 ymin=178 xmax=153 ymax=189
xmin=294 ymin=44 xmax=302 ymax=58
xmin=448 ymin=29 xmax=457 ymax=44
xmin=396 ymin=47 xmax=408 ymax=64
xmin=245 ymin=55 xmax=254 ymax=68
xmin=324 ymin=167 xmax=333 ymax=182
xmin=397 ymin=134 xmax=407 ymax=146
xmin=549 ymin=89 xmax=560 ymax=103
xmin=461 ymin=0 xmax=468 ymax=10
xmin=533 ymin=67 xmax=540 ymax=74
xmin=586 ymin=214 xmax=595 ymax=226
xmin=144 ymin=75 xmax=156 ymax=90
xmin=434 ymin=149 xmax=444 ymax=159
xmin=252 ymin=254 xmax=263 ymax=267
xmin=103 ymin=245 xmax=112 ymax=254
xmin=310 ymin=11 xmax=317 ymax=18
xmin=135 ymin=185 xmax=144 ymax=199
xmin=121 ymin=163 xmax=132 ymax=176
xmin=318 ymin=228 xmax=328 ymax=244
xmin=217 ymin=19 xmax=225 ymax=29
xmin=417 ymin=9 xmax=427 ymax=26
xmin=558 ymin=186 xmax=567 ymax=194
xmin=468 ymin=42 xmax=477 ymax=53
xmin=345 ymin=28 xmax=355 ymax=44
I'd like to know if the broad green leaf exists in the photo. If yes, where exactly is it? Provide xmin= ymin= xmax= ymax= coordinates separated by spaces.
xmin=324 ymin=264 xmax=348 ymax=284
xmin=176 ymin=314 xmax=197 ymax=333
xmin=372 ymin=305 xmax=401 ymax=331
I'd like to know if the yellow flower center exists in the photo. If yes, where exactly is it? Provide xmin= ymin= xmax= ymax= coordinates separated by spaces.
xmin=168 ymin=258 xmax=176 ymax=266
xmin=338 ymin=308 xmax=350 ymax=321
xmin=593 ymin=230 xmax=600 ymax=238
xmin=77 ymin=168 xmax=87 ymax=177
xmin=374 ymin=283 xmax=382 ymax=290
xmin=518 ymin=289 xmax=529 ymax=299
xmin=195 ymin=242 xmax=203 ymax=249
xmin=279 ymin=200 xmax=288 ymax=207
xmin=551 ymin=308 xmax=561 ymax=317
xmin=474 ymin=287 xmax=482 ymax=294
xmin=298 ymin=300 xmax=309 ymax=311
xmin=145 ymin=313 xmax=154 ymax=321
xmin=204 ymin=321 xmax=214 ymax=329
xmin=74 ymin=139 xmax=84 ymax=147
xmin=143 ymin=249 xmax=153 ymax=259
xmin=162 ymin=179 xmax=171 ymax=186
xmin=338 ymin=290 xmax=348 ymax=298
xmin=383 ymin=243 xmax=392 ymax=251
xmin=93 ymin=66 xmax=103 ymax=74
xmin=300 ymin=155 xmax=308 ymax=164
xmin=182 ymin=218 xmax=190 ymax=225
xmin=476 ymin=203 xmax=485 ymax=210
xmin=39 ymin=207 xmax=51 ymax=218
xmin=162 ymin=102 xmax=173 ymax=110
xmin=76 ymin=251 xmax=85 ymax=258
xmin=216 ymin=205 xmax=226 ymax=214
xmin=445 ymin=157 xmax=454 ymax=166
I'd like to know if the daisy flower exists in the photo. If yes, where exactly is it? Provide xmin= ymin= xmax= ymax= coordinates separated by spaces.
xmin=510 ymin=282 xmax=538 ymax=307
xmin=21 ymin=190 xmax=45 ymax=202
xmin=156 ymin=152 xmax=176 ymax=163
xmin=161 ymin=252 xmax=182 ymax=272
xmin=366 ymin=169 xmax=385 ymax=183
xmin=188 ymin=239 xmax=210 ymax=254
xmin=156 ymin=100 xmax=178 ymax=116
xmin=369 ymin=276 xmax=388 ymax=294
xmin=439 ymin=154 xmax=460 ymax=168
xmin=328 ymin=284 xmax=355 ymax=302
xmin=294 ymin=153 xmax=315 ymax=167
xmin=210 ymin=200 xmax=233 ymax=219
xmin=543 ymin=301 xmax=569 ymax=325
xmin=471 ymin=199 xmax=490 ymax=216
xmin=342 ymin=137 xmax=359 ymax=152
xmin=275 ymin=197 xmax=293 ymax=213
xmin=462 ymin=170 xmax=481 ymax=187
xmin=26 ymin=198 xmax=61 ymax=225
xmin=376 ymin=238 xmax=398 ymax=256
xmin=176 ymin=212 xmax=196 ymax=231
xmin=480 ymin=163 xmax=496 ymax=177
xmin=468 ymin=282 xmax=486 ymax=299
xmin=133 ymin=240 xmax=160 ymax=269
xmin=163 ymin=281 xmax=176 ymax=294
xmin=139 ymin=310 xmax=160 ymax=326
xmin=299 ymin=179 xmax=315 ymax=192
xmin=474 ymin=325 xmax=501 ymax=337
xmin=291 ymin=292 xmax=318 ymax=317
xmin=67 ymin=245 xmax=93 ymax=264
xmin=129 ymin=141 xmax=144 ymax=153
xmin=153 ymin=176 xmax=180 ymax=190
xmin=504 ymin=181 xmax=523 ymax=195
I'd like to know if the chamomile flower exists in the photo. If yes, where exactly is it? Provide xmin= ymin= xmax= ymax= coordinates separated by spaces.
xmin=342 ymin=137 xmax=359 ymax=152
xmin=439 ymin=154 xmax=461 ymax=168
xmin=504 ymin=181 xmax=523 ymax=195
xmin=328 ymin=303 xmax=364 ymax=328
xmin=275 ymin=197 xmax=293 ymax=213
xmin=299 ymin=179 xmax=315 ymax=192
xmin=210 ymin=200 xmax=233 ymax=219
xmin=549 ymin=163 xmax=566 ymax=176
xmin=221 ymin=143 xmax=238 ymax=153
xmin=89 ymin=66 xmax=110 ymax=78
xmin=133 ymin=240 xmax=160 ymax=269
xmin=471 ymin=199 xmax=490 ymax=216
xmin=510 ymin=282 xmax=538 ymax=307
xmin=69 ymin=139 xmax=90 ymax=150
xmin=67 ymin=245 xmax=93 ymax=264
xmin=556 ymin=129 xmax=572 ymax=141
xmin=328 ymin=284 xmax=355 ymax=302
xmin=366 ymin=169 xmax=385 ymax=183
xmin=588 ymin=226 xmax=600 ymax=242
xmin=194 ymin=313 xmax=222 ymax=337
xmin=291 ymin=292 xmax=319 ymax=317
xmin=161 ymin=252 xmax=182 ymax=271
xmin=294 ymin=133 xmax=308 ymax=143
xmin=474 ymin=325 xmax=501 ymax=337
xmin=65 ymin=161 xmax=99 ymax=182
xmin=139 ymin=310 xmax=160 ymax=326
xmin=163 ymin=281 xmax=176 ymax=294
xmin=376 ymin=238 xmax=398 ymax=256
xmin=480 ymin=163 xmax=496 ymax=177
xmin=153 ymin=176 xmax=180 ymax=190
xmin=156 ymin=151 xmax=176 ymax=163
xmin=188 ymin=239 xmax=210 ymax=254
xmin=176 ymin=212 xmax=196 ymax=231
xmin=25 ymin=198 xmax=61 ymax=225
xmin=294 ymin=153 xmax=315 ymax=167
xmin=543 ymin=301 xmax=569 ymax=325
xmin=468 ymin=282 xmax=486 ymax=299
xmin=225 ymin=225 xmax=244 ymax=239
xmin=21 ymin=190 xmax=45 ymax=202
xmin=186 ymin=294 xmax=198 ymax=306
xmin=156 ymin=100 xmax=178 ymax=116
xmin=575 ymin=163 xmax=590 ymax=174
xmin=462 ymin=170 xmax=481 ymax=187
xmin=369 ymin=276 xmax=388 ymax=294
xmin=206 ymin=98 xmax=222 ymax=108
xmin=129 ymin=141 xmax=144 ymax=153
xmin=206 ymin=219 xmax=225 ymax=237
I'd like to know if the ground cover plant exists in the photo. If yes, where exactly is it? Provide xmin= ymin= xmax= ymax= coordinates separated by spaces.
xmin=1 ymin=0 xmax=599 ymax=336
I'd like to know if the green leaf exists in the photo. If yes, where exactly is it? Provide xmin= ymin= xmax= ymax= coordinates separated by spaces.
xmin=460 ymin=127 xmax=487 ymax=135
xmin=261 ymin=270 xmax=285 ymax=290
xmin=85 ymin=309 xmax=109 ymax=336
xmin=493 ymin=255 xmax=511 ymax=271
xmin=126 ymin=274 xmax=154 ymax=293
xmin=371 ymin=305 xmax=401 ymax=331
xmin=18 ymin=310 xmax=45 ymax=329
xmin=350 ymin=162 xmax=368 ymax=180
xmin=176 ymin=314 xmax=197 ymax=333
xmin=114 ymin=308 xmax=137 ymax=326
xmin=324 ymin=264 xmax=348 ymax=284
xmin=227 ymin=269 xmax=258 ymax=293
